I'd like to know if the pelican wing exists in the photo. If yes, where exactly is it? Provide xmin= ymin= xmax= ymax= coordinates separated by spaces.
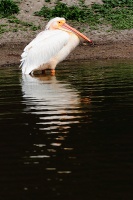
xmin=20 ymin=30 xmax=70 ymax=74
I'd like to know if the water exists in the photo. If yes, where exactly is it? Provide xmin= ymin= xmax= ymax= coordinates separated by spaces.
xmin=0 ymin=60 xmax=133 ymax=200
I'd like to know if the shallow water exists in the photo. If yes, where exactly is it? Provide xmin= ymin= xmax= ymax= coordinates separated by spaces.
xmin=0 ymin=60 xmax=133 ymax=200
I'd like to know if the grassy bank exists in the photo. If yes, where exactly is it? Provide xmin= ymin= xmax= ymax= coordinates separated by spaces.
xmin=0 ymin=0 xmax=133 ymax=35
xmin=35 ymin=0 xmax=133 ymax=30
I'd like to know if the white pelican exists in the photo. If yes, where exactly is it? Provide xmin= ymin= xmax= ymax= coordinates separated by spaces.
xmin=20 ymin=17 xmax=92 ymax=75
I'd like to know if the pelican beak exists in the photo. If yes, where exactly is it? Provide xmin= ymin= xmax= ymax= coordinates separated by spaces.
xmin=61 ymin=23 xmax=92 ymax=43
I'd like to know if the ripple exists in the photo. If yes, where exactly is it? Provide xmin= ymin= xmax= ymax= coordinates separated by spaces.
xmin=22 ymin=74 xmax=83 ymax=132
xmin=29 ymin=155 xmax=50 ymax=158
xmin=1 ymin=62 xmax=133 ymax=200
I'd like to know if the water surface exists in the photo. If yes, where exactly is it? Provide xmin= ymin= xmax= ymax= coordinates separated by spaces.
xmin=0 ymin=60 xmax=133 ymax=200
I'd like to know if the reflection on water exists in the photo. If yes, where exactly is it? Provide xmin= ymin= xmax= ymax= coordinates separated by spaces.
xmin=22 ymin=74 xmax=81 ymax=129
xmin=21 ymin=74 xmax=82 ymax=175
xmin=0 ymin=60 xmax=133 ymax=200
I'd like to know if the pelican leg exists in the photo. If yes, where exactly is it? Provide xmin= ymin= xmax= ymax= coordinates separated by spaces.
xmin=51 ymin=69 xmax=55 ymax=76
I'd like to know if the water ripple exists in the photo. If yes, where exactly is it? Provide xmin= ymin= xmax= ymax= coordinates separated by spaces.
xmin=22 ymin=74 xmax=83 ymax=131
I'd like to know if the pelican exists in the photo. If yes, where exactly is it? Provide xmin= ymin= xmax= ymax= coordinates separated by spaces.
xmin=20 ymin=17 xmax=92 ymax=75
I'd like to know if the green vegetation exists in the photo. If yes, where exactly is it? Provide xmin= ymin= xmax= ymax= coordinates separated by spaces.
xmin=92 ymin=0 xmax=133 ymax=29
xmin=0 ymin=0 xmax=133 ymax=35
xmin=0 ymin=0 xmax=40 ymax=35
xmin=8 ymin=16 xmax=40 ymax=31
xmin=34 ymin=2 xmax=98 ymax=25
xmin=0 ymin=16 xmax=40 ymax=35
xmin=0 ymin=0 xmax=19 ymax=17
xmin=0 ymin=24 xmax=8 ymax=34
xmin=35 ymin=0 xmax=133 ymax=30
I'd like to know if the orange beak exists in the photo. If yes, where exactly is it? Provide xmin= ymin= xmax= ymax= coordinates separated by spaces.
xmin=61 ymin=23 xmax=92 ymax=43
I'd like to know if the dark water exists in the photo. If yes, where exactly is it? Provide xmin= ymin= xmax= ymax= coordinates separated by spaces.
xmin=0 ymin=60 xmax=133 ymax=200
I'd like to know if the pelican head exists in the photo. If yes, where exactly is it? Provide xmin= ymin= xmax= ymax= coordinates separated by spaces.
xmin=45 ymin=17 xmax=92 ymax=43
xmin=45 ymin=17 xmax=66 ymax=30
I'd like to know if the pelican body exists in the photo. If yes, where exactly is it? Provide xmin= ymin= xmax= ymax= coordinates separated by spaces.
xmin=20 ymin=17 xmax=92 ymax=75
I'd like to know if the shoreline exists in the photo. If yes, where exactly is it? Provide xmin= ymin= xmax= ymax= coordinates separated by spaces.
xmin=0 ymin=40 xmax=133 ymax=67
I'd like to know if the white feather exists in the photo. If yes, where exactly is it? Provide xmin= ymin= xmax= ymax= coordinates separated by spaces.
xmin=20 ymin=30 xmax=71 ymax=74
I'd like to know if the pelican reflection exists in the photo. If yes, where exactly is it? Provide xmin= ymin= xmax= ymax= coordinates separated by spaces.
xmin=21 ymin=75 xmax=82 ymax=130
